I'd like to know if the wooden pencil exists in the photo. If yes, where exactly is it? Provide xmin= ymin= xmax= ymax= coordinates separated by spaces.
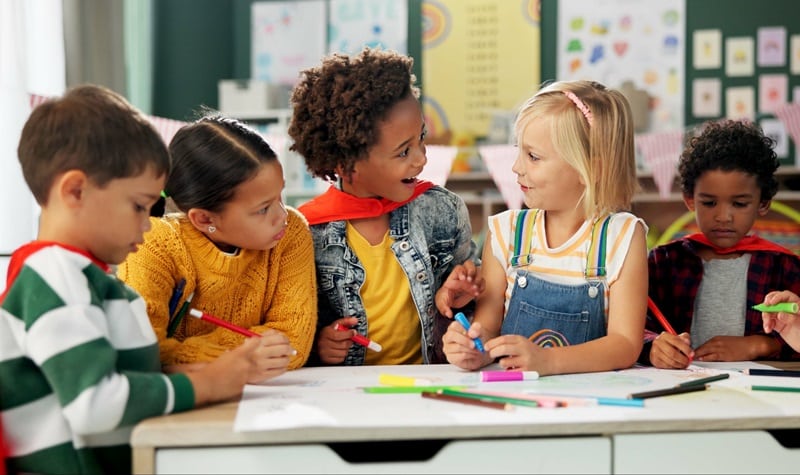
xmin=421 ymin=391 xmax=514 ymax=411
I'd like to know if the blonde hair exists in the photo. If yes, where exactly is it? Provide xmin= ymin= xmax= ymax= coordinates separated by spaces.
xmin=514 ymin=80 xmax=638 ymax=218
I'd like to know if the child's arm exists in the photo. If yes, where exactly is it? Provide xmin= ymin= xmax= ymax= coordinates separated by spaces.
xmin=485 ymin=222 xmax=648 ymax=376
xmin=442 ymin=233 xmax=502 ymax=370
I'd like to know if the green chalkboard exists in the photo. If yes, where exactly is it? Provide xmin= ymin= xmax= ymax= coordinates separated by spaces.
xmin=152 ymin=0 xmax=422 ymax=121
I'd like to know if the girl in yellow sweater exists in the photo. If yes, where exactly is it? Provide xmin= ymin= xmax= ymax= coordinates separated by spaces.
xmin=118 ymin=115 xmax=317 ymax=379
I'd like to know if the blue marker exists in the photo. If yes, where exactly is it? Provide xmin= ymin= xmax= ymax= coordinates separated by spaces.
xmin=454 ymin=312 xmax=485 ymax=353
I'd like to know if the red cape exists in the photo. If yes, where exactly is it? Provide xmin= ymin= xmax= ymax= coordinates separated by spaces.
xmin=299 ymin=180 xmax=435 ymax=225
xmin=685 ymin=233 xmax=796 ymax=256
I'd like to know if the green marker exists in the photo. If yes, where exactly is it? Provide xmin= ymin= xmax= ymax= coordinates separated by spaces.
xmin=752 ymin=302 xmax=799 ymax=314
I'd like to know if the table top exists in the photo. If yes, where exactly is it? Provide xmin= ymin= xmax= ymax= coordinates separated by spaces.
xmin=132 ymin=362 xmax=800 ymax=449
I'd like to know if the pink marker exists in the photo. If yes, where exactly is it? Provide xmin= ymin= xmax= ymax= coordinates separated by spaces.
xmin=480 ymin=370 xmax=539 ymax=382
xmin=334 ymin=323 xmax=383 ymax=352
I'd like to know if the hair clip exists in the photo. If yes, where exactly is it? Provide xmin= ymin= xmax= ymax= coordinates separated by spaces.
xmin=564 ymin=91 xmax=593 ymax=127
xmin=160 ymin=190 xmax=169 ymax=198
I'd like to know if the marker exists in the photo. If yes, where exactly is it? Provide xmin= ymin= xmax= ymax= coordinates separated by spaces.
xmin=453 ymin=312 xmax=485 ymax=353
xmin=167 ymin=292 xmax=194 ymax=338
xmin=378 ymin=373 xmax=433 ymax=387
xmin=480 ymin=370 xmax=539 ymax=382
xmin=745 ymin=368 xmax=800 ymax=378
xmin=188 ymin=309 xmax=297 ymax=355
xmin=677 ymin=373 xmax=730 ymax=387
xmin=422 ymin=391 xmax=514 ymax=411
xmin=628 ymin=384 xmax=706 ymax=400
xmin=363 ymin=385 xmax=467 ymax=394
xmin=750 ymin=385 xmax=800 ymax=393
xmin=333 ymin=324 xmax=382 ymax=352
xmin=752 ymin=302 xmax=800 ymax=314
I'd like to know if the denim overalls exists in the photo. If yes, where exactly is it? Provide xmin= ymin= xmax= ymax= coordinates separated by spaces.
xmin=500 ymin=210 xmax=612 ymax=347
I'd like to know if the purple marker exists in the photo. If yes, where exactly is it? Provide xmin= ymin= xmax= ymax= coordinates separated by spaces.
xmin=480 ymin=370 xmax=540 ymax=382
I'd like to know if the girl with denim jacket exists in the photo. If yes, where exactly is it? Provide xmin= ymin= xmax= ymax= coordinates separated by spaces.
xmin=288 ymin=48 xmax=482 ymax=365
xmin=443 ymin=80 xmax=649 ymax=376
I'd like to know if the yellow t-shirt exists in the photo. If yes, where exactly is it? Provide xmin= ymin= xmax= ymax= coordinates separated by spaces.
xmin=346 ymin=222 xmax=422 ymax=365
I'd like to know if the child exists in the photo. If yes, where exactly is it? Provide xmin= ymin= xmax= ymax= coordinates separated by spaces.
xmin=0 ymin=85 xmax=281 ymax=474
xmin=442 ymin=80 xmax=648 ymax=376
xmin=643 ymin=119 xmax=800 ymax=368
xmin=287 ymin=47 xmax=482 ymax=366
xmin=117 ymin=115 xmax=317 ymax=373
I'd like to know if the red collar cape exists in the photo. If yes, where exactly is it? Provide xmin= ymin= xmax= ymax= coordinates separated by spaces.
xmin=299 ymin=180 xmax=435 ymax=225
xmin=1 ymin=241 xmax=109 ymax=303
xmin=685 ymin=232 xmax=796 ymax=256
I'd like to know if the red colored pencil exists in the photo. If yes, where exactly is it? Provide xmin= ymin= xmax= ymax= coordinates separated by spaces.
xmin=189 ymin=308 xmax=260 ymax=337
xmin=647 ymin=297 xmax=677 ymax=335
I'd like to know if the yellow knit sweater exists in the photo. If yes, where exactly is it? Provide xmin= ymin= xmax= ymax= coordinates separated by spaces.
xmin=117 ymin=208 xmax=317 ymax=368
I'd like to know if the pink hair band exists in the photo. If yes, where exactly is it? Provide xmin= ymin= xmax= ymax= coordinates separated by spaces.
xmin=564 ymin=91 xmax=593 ymax=127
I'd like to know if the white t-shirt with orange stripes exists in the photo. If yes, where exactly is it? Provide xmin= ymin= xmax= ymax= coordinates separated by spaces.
xmin=488 ymin=209 xmax=646 ymax=316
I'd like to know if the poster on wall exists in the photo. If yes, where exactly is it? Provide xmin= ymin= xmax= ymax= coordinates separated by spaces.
xmin=422 ymin=0 xmax=540 ymax=143
xmin=556 ymin=0 xmax=686 ymax=132
xmin=328 ymin=0 xmax=407 ymax=55
xmin=251 ymin=1 xmax=327 ymax=86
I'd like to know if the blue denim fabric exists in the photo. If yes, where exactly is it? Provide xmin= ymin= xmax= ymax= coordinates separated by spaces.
xmin=310 ymin=185 xmax=478 ymax=365
xmin=501 ymin=270 xmax=607 ymax=346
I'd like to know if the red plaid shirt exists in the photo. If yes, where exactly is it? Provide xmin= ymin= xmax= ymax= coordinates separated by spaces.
xmin=640 ymin=237 xmax=800 ymax=364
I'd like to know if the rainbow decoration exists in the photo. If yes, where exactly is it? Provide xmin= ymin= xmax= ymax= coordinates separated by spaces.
xmin=422 ymin=0 xmax=451 ymax=49
xmin=422 ymin=96 xmax=450 ymax=139
xmin=530 ymin=329 xmax=570 ymax=348
xmin=522 ymin=0 xmax=540 ymax=26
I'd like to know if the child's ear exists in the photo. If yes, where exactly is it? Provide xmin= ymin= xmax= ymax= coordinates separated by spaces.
xmin=186 ymin=208 xmax=215 ymax=233
xmin=757 ymin=200 xmax=771 ymax=216
xmin=58 ymin=170 xmax=88 ymax=208
xmin=682 ymin=194 xmax=696 ymax=212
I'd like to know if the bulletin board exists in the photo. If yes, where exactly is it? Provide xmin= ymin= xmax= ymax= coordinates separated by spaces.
xmin=685 ymin=0 xmax=800 ymax=164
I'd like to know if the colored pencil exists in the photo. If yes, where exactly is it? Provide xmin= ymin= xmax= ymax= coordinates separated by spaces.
xmin=363 ymin=385 xmax=467 ymax=394
xmin=422 ymin=391 xmax=513 ymax=411
xmin=166 ymin=292 xmax=193 ymax=338
xmin=750 ymin=385 xmax=800 ymax=393
xmin=648 ymin=297 xmax=677 ymax=335
xmin=677 ymin=373 xmax=730 ymax=387
xmin=167 ymin=278 xmax=186 ymax=318
xmin=439 ymin=388 xmax=539 ymax=408
xmin=629 ymin=384 xmax=706 ymax=400
xmin=745 ymin=368 xmax=800 ymax=378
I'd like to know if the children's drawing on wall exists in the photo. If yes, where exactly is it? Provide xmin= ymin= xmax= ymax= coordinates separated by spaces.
xmin=251 ymin=1 xmax=327 ymax=86
xmin=791 ymin=35 xmax=800 ymax=75
xmin=757 ymin=26 xmax=786 ymax=67
xmin=725 ymin=37 xmax=754 ymax=77
xmin=759 ymin=74 xmax=788 ymax=115
xmin=556 ymin=0 xmax=685 ymax=132
xmin=726 ymin=86 xmax=755 ymax=121
xmin=692 ymin=78 xmax=721 ymax=118
xmin=328 ymin=0 xmax=407 ymax=55
xmin=693 ymin=29 xmax=722 ymax=70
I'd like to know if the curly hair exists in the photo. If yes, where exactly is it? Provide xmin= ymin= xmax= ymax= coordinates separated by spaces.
xmin=678 ymin=119 xmax=779 ymax=201
xmin=287 ymin=48 xmax=420 ymax=182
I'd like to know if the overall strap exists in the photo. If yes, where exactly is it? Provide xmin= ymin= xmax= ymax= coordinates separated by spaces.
xmin=585 ymin=215 xmax=613 ymax=279
xmin=510 ymin=209 xmax=539 ymax=267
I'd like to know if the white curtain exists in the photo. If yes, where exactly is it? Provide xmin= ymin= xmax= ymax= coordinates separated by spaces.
xmin=0 ymin=0 xmax=66 ymax=290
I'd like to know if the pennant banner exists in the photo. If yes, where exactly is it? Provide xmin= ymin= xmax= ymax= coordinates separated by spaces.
xmin=635 ymin=131 xmax=683 ymax=198
xmin=478 ymin=144 xmax=523 ymax=210
xmin=775 ymin=102 xmax=800 ymax=148
xmin=419 ymin=145 xmax=457 ymax=186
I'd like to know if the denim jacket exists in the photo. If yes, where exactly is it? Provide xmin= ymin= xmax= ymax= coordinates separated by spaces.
xmin=309 ymin=185 xmax=479 ymax=365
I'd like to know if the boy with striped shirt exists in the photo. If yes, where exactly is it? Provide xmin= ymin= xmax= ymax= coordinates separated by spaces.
xmin=0 ymin=85 xmax=275 ymax=474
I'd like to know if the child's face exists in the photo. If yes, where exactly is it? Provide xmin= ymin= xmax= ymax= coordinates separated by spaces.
xmin=81 ymin=165 xmax=165 ymax=265
xmin=684 ymin=169 xmax=769 ymax=250
xmin=346 ymin=96 xmax=428 ymax=202
xmin=206 ymin=161 xmax=288 ymax=251
xmin=513 ymin=117 xmax=584 ymax=213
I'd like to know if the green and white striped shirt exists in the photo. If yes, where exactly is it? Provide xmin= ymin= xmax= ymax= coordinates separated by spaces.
xmin=0 ymin=243 xmax=194 ymax=474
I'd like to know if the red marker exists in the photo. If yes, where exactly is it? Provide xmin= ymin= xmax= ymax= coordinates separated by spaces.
xmin=333 ymin=323 xmax=382 ymax=352
xmin=189 ymin=309 xmax=297 ymax=355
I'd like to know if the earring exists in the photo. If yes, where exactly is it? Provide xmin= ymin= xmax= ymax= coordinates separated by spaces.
xmin=207 ymin=225 xmax=216 ymax=234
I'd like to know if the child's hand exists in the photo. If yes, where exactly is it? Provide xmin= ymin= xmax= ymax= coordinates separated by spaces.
xmin=435 ymin=261 xmax=484 ymax=318
xmin=650 ymin=332 xmax=694 ymax=369
xmin=484 ymin=335 xmax=542 ymax=372
xmin=761 ymin=290 xmax=800 ymax=352
xmin=246 ymin=329 xmax=293 ymax=384
xmin=442 ymin=319 xmax=491 ymax=370
xmin=316 ymin=317 xmax=359 ymax=364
